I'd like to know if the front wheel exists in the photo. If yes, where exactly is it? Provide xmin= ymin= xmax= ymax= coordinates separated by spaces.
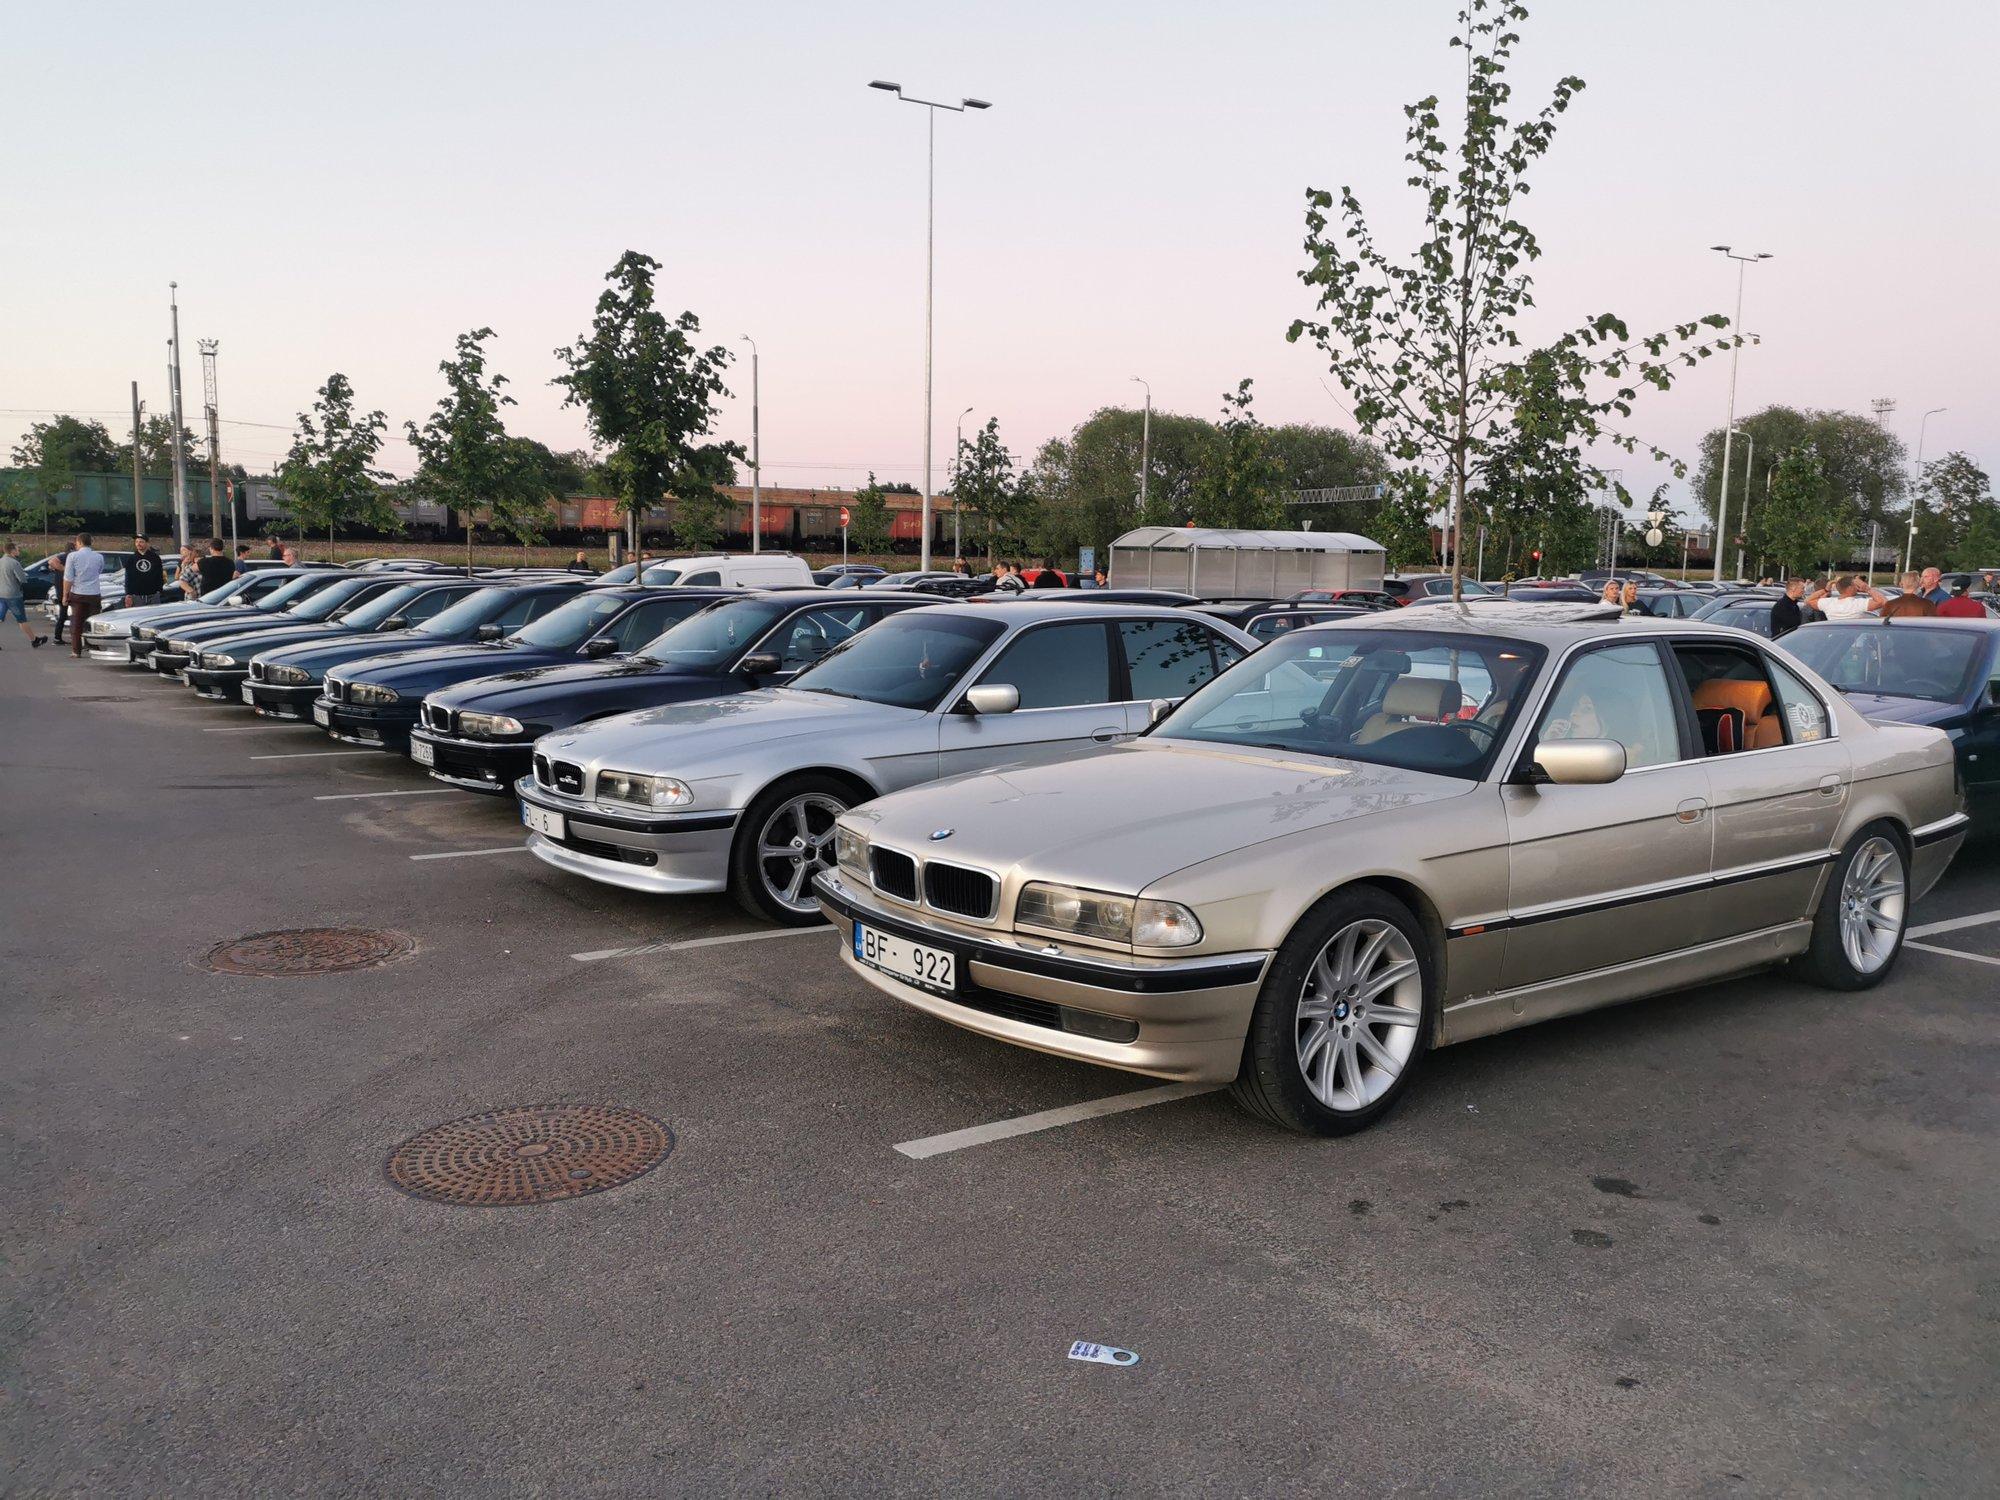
xmin=728 ymin=775 xmax=853 ymax=925
xmin=1230 ymin=888 xmax=1437 ymax=1136
xmin=1794 ymin=826 xmax=1909 ymax=990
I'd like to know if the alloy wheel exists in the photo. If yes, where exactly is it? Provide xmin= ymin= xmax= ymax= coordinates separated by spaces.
xmin=1838 ymin=835 xmax=1906 ymax=975
xmin=755 ymin=793 xmax=846 ymax=916
xmin=1295 ymin=918 xmax=1423 ymax=1113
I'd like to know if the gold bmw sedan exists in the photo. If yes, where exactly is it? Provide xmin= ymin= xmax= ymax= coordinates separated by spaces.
xmin=817 ymin=607 xmax=1969 ymax=1135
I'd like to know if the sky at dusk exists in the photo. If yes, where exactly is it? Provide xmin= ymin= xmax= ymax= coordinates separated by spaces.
xmin=5 ymin=0 xmax=1996 ymax=524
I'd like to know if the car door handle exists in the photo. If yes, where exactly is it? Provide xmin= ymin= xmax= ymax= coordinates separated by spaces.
xmin=1676 ymin=798 xmax=1708 ymax=824
xmin=1091 ymin=727 xmax=1129 ymax=743
xmin=1817 ymin=774 xmax=1843 ymax=797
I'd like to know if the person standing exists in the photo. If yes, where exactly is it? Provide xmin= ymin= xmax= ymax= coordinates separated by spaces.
xmin=48 ymin=546 xmax=68 ymax=644
xmin=177 ymin=544 xmax=202 ymax=599
xmin=1937 ymin=580 xmax=1987 ymax=619
xmin=1032 ymin=558 xmax=1067 ymax=588
xmin=993 ymin=561 xmax=1026 ymax=594
xmin=1770 ymin=578 xmax=1807 ymax=638
xmin=234 ymin=544 xmax=254 ymax=576
xmin=197 ymin=538 xmax=234 ymax=596
xmin=566 ymin=550 xmax=595 ymax=574
xmin=1807 ymin=575 xmax=1887 ymax=621
xmin=1919 ymin=566 xmax=1949 ymax=604
xmin=63 ymin=533 xmax=106 ymax=657
xmin=1878 ymin=573 xmax=1937 ymax=619
xmin=0 ymin=542 xmax=49 ymax=648
xmin=126 ymin=535 xmax=164 ymax=608
xmin=280 ymin=545 xmax=299 ymax=567
xmin=267 ymin=540 xmax=284 ymax=561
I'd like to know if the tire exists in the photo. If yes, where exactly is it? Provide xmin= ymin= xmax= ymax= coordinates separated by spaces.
xmin=727 ymin=774 xmax=854 ymax=926
xmin=1792 ymin=824 xmax=1910 ymax=991
xmin=1230 ymin=887 xmax=1437 ymax=1136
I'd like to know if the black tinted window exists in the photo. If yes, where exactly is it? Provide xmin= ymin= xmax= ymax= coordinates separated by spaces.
xmin=1121 ymin=618 xmax=1220 ymax=695
xmin=980 ymin=622 xmax=1113 ymax=709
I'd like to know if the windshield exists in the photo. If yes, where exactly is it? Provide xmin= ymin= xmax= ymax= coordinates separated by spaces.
xmin=295 ymin=577 xmax=380 ymax=622
xmin=509 ymin=591 xmax=635 ymax=649
xmin=636 ymin=598 xmax=789 ymax=668
xmin=193 ymin=575 xmax=256 ymax=605
xmin=254 ymin=573 xmax=338 ymax=611
xmin=414 ymin=588 xmax=509 ymax=636
xmin=594 ymin=562 xmax=684 ymax=586
xmin=1781 ymin=625 xmax=1984 ymax=703
xmin=338 ymin=583 xmax=428 ymax=630
xmin=1158 ymin=627 xmax=1544 ymax=780
xmin=789 ymin=613 xmax=1003 ymax=711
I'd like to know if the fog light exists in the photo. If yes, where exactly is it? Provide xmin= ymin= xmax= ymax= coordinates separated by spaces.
xmin=1058 ymin=1007 xmax=1140 ymax=1044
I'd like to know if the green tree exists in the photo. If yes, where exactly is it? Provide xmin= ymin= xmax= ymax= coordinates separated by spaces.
xmin=1189 ymin=380 xmax=1284 ymax=528
xmin=1695 ymin=407 xmax=1904 ymax=542
xmin=1288 ymin=0 xmax=1734 ymax=600
xmin=1269 ymin=423 xmax=1391 ymax=532
xmin=952 ymin=418 xmax=1024 ymax=557
xmin=846 ymin=473 xmax=893 ymax=556
xmin=406 ymin=329 xmax=554 ymax=562
xmin=112 ymin=413 xmax=206 ymax=477
xmin=11 ymin=415 xmax=119 ymax=520
xmin=278 ymin=373 xmax=394 ymax=546
xmin=1375 ymin=473 xmax=1441 ymax=570
xmin=553 ymin=250 xmax=738 ymax=556
xmin=1755 ymin=446 xmax=1839 ymax=579
xmin=1909 ymin=451 xmax=1991 ymax=566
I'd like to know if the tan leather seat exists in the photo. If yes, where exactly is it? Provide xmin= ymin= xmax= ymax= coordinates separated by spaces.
xmin=1692 ymin=678 xmax=1782 ymax=750
xmin=1354 ymin=675 xmax=1463 ymax=744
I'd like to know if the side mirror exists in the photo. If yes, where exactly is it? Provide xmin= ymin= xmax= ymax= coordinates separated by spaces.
xmin=1148 ymin=697 xmax=1179 ymax=725
xmin=1525 ymin=738 xmax=1627 ymax=786
xmin=475 ymin=623 xmax=504 ymax=642
xmin=962 ymin=683 xmax=1020 ymax=716
xmin=738 ymin=651 xmax=782 ymax=676
xmin=382 ymin=614 xmax=408 ymax=629
xmin=583 ymin=635 xmax=619 ymax=658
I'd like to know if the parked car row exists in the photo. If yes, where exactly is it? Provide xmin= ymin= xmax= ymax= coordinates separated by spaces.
xmin=78 ymin=561 xmax=1981 ymax=1135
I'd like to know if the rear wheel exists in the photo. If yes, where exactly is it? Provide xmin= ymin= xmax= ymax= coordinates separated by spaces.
xmin=1230 ymin=888 xmax=1436 ymax=1136
xmin=1794 ymin=825 xmax=1908 ymax=990
xmin=728 ymin=775 xmax=852 ymax=925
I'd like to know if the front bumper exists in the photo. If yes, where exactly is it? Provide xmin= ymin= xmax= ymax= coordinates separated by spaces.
xmin=151 ymin=648 xmax=192 ymax=678
xmin=408 ymin=727 xmax=534 ymax=794
xmin=82 ymin=629 xmax=136 ymax=662
xmin=185 ymin=664 xmax=250 ymax=700
xmin=244 ymin=679 xmax=321 ymax=719
xmin=815 ymin=870 xmax=1270 ymax=1083
xmin=313 ymin=697 xmax=417 ymax=748
xmin=517 ymin=780 xmax=737 ymax=895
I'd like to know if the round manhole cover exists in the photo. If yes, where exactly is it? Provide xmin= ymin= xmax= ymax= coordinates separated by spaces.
xmin=204 ymin=927 xmax=415 ymax=977
xmin=386 ymin=1105 xmax=674 ymax=1206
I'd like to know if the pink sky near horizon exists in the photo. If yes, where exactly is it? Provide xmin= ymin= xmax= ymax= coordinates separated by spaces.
xmin=5 ymin=0 xmax=1995 ymax=526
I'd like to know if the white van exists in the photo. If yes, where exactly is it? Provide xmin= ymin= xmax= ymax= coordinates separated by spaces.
xmin=595 ymin=554 xmax=817 ymax=590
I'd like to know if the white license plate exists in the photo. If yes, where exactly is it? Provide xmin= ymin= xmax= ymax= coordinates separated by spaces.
xmin=241 ymin=684 xmax=256 ymax=704
xmin=410 ymin=739 xmax=436 ymax=767
xmin=854 ymin=923 xmax=956 ymax=994
xmin=522 ymin=803 xmax=565 ymax=839
xmin=313 ymin=704 xmax=330 ymax=726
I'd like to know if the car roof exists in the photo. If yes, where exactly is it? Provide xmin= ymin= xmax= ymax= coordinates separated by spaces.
xmin=1792 ymin=615 xmax=2000 ymax=631
xmin=903 ymin=598 xmax=1250 ymax=627
xmin=1292 ymin=600 xmax=1804 ymax=646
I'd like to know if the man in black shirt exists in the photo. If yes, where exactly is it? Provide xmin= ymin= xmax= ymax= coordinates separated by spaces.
xmin=196 ymin=538 xmax=235 ymax=596
xmin=1770 ymin=578 xmax=1807 ymax=637
xmin=125 ymin=535 xmax=164 ymax=607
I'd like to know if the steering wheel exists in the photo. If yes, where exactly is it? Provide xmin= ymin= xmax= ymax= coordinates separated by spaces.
xmin=1902 ymin=675 xmax=1954 ymax=700
xmin=1456 ymin=719 xmax=1501 ymax=747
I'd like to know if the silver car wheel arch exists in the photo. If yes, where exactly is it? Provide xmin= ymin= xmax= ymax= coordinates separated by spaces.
xmin=1294 ymin=917 xmax=1423 ymax=1113
xmin=755 ymin=792 xmax=846 ymax=916
xmin=1837 ymin=834 xmax=1906 ymax=976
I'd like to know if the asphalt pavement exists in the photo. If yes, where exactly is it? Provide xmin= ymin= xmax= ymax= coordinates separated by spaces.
xmin=4 ymin=637 xmax=1996 ymax=1496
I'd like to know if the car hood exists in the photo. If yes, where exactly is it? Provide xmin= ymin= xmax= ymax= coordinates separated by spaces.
xmin=430 ymin=660 xmax=722 ymax=714
xmin=202 ymin=622 xmax=359 ymax=655
xmin=132 ymin=604 xmax=263 ymax=634
xmin=339 ymin=642 xmax=565 ymax=690
xmin=846 ymin=739 xmax=1472 ymax=893
xmin=1841 ymin=692 xmax=1960 ymax=726
xmin=536 ymin=688 xmax=910 ymax=771
xmin=173 ymin=612 xmax=329 ymax=645
xmin=253 ymin=631 xmax=466 ymax=673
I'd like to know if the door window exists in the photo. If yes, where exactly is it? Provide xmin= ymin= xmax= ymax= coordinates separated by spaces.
xmin=978 ymin=622 xmax=1113 ymax=709
xmin=609 ymin=598 xmax=703 ymax=652
xmin=404 ymin=587 xmax=469 ymax=623
xmin=491 ymin=593 xmax=559 ymax=632
xmin=1121 ymin=618 xmax=1221 ymax=697
xmin=681 ymin=570 xmax=721 ymax=586
xmin=1534 ymin=643 xmax=1683 ymax=770
xmin=1767 ymin=658 xmax=1831 ymax=744
xmin=1671 ymin=644 xmax=1790 ymax=754
xmin=769 ymin=605 xmax=875 ymax=671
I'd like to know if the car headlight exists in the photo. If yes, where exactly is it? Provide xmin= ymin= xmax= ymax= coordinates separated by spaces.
xmin=204 ymin=653 xmax=237 ymax=667
xmin=459 ymin=711 xmax=526 ymax=739
xmin=269 ymin=665 xmax=312 ymax=685
xmin=167 ymin=639 xmax=195 ymax=654
xmin=350 ymin=682 xmax=400 ymax=705
xmin=834 ymin=824 xmax=869 ymax=875
xmin=133 ymin=626 xmax=158 ymax=640
xmin=97 ymin=621 xmax=131 ymax=638
xmin=1016 ymin=882 xmax=1203 ymax=949
xmin=596 ymin=770 xmax=693 ymax=810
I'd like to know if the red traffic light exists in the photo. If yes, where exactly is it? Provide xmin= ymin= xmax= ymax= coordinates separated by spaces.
xmin=1531 ymin=549 xmax=1542 ymax=561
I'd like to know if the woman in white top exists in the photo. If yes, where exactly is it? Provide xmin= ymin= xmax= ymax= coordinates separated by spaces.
xmin=1807 ymin=575 xmax=1887 ymax=621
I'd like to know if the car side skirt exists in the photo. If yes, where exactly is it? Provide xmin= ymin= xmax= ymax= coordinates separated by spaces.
xmin=1438 ymin=918 xmax=1813 ymax=1046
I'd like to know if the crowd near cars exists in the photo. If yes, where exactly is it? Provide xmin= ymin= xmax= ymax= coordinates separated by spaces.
xmin=46 ymin=545 xmax=1992 ymax=1133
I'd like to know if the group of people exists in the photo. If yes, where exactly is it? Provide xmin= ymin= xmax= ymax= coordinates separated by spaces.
xmin=1771 ymin=566 xmax=1986 ymax=636
xmin=983 ymin=558 xmax=1110 ymax=592
xmin=7 ymin=533 xmax=303 ymax=657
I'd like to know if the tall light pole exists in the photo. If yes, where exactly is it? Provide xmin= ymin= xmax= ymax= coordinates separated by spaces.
xmin=953 ymin=404 xmax=973 ymax=559
xmin=200 ymin=339 xmax=223 ymax=547
xmin=1708 ymin=247 xmax=1771 ymax=581
xmin=168 ymin=282 xmax=190 ymax=547
xmin=1904 ymin=406 xmax=1946 ymax=574
xmin=1730 ymin=429 xmax=1754 ymax=579
xmin=1130 ymin=377 xmax=1151 ymax=514
xmin=869 ymin=80 xmax=991 ymax=572
xmin=739 ymin=336 xmax=760 ymax=552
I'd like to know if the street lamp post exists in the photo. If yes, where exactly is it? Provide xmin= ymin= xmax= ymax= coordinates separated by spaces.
xmin=739 ymin=336 xmax=760 ymax=553
xmin=869 ymin=80 xmax=991 ymax=572
xmin=1130 ymin=377 xmax=1151 ymax=514
xmin=1904 ymin=406 xmax=1946 ymax=575
xmin=1731 ymin=430 xmax=1754 ymax=579
xmin=953 ymin=404 xmax=973 ymax=559
xmin=1709 ymin=247 xmax=1771 ymax=581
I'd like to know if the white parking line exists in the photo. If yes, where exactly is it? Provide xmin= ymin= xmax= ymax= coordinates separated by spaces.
xmin=571 ymin=927 xmax=830 ymax=962
xmin=250 ymin=750 xmax=379 ymax=760
xmin=316 ymin=788 xmax=457 ymax=802
xmin=204 ymin=726 xmax=286 ymax=733
xmin=1906 ymin=940 xmax=2000 ymax=969
xmin=409 ymin=845 xmax=534 ymax=861
xmin=893 ymin=1083 xmax=1223 ymax=1160
xmin=1908 ymin=908 xmax=2000 ymax=940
